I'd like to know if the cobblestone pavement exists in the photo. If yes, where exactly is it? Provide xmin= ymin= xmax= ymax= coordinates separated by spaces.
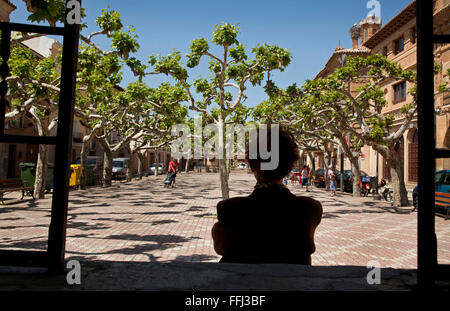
xmin=0 ymin=172 xmax=449 ymax=268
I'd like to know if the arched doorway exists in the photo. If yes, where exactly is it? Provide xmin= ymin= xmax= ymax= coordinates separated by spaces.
xmin=408 ymin=128 xmax=418 ymax=182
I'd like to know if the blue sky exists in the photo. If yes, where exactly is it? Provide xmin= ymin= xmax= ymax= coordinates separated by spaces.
xmin=10 ymin=0 xmax=412 ymax=109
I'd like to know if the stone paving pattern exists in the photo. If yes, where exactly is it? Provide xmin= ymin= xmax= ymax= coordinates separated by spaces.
xmin=0 ymin=171 xmax=449 ymax=268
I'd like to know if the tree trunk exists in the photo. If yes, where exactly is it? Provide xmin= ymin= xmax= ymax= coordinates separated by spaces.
xmin=137 ymin=151 xmax=145 ymax=180
xmin=218 ymin=118 xmax=230 ymax=200
xmin=323 ymin=152 xmax=330 ymax=190
xmin=371 ymin=143 xmax=409 ymax=206
xmin=307 ymin=151 xmax=315 ymax=175
xmin=389 ymin=155 xmax=409 ymax=207
xmin=125 ymin=146 xmax=133 ymax=182
xmin=79 ymin=141 xmax=89 ymax=190
xmin=185 ymin=157 xmax=190 ymax=173
xmin=350 ymin=156 xmax=361 ymax=197
xmin=34 ymin=144 xmax=48 ymax=199
xmin=155 ymin=152 xmax=159 ymax=177
xmin=103 ymin=149 xmax=113 ymax=187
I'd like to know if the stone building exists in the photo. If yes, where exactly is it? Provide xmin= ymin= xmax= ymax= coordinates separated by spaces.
xmin=0 ymin=0 xmax=14 ymax=22
xmin=313 ymin=0 xmax=450 ymax=189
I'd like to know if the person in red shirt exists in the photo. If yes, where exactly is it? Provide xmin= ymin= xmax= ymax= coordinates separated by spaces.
xmin=168 ymin=158 xmax=179 ymax=187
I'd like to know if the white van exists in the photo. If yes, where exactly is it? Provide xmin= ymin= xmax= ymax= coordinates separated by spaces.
xmin=112 ymin=158 xmax=129 ymax=180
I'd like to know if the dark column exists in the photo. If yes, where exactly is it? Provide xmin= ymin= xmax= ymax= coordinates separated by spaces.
xmin=416 ymin=0 xmax=437 ymax=288
xmin=47 ymin=0 xmax=81 ymax=273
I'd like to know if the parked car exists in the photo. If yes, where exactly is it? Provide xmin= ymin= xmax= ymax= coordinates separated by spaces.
xmin=237 ymin=162 xmax=248 ymax=169
xmin=148 ymin=163 xmax=164 ymax=175
xmin=112 ymin=158 xmax=129 ymax=180
xmin=413 ymin=170 xmax=450 ymax=219
xmin=313 ymin=168 xmax=339 ymax=188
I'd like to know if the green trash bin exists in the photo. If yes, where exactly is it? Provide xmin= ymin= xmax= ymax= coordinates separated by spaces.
xmin=19 ymin=162 xmax=54 ymax=190
xmin=20 ymin=163 xmax=36 ymax=188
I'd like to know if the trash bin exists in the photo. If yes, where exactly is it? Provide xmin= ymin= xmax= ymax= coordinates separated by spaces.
xmin=19 ymin=162 xmax=54 ymax=190
xmin=20 ymin=163 xmax=36 ymax=188
xmin=69 ymin=164 xmax=81 ymax=187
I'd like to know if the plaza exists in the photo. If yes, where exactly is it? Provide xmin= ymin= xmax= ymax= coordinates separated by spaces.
xmin=1 ymin=171 xmax=448 ymax=269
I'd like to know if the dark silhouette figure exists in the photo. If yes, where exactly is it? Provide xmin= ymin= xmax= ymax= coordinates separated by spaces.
xmin=212 ymin=126 xmax=323 ymax=265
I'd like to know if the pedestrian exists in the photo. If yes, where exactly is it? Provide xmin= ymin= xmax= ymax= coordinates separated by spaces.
xmin=167 ymin=158 xmax=179 ymax=188
xmin=328 ymin=168 xmax=336 ymax=196
xmin=301 ymin=166 xmax=309 ymax=192
xmin=306 ymin=165 xmax=311 ymax=186
xmin=211 ymin=126 xmax=323 ymax=265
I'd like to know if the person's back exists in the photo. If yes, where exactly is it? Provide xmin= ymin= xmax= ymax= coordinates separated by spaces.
xmin=212 ymin=126 xmax=323 ymax=265
xmin=215 ymin=184 xmax=322 ymax=264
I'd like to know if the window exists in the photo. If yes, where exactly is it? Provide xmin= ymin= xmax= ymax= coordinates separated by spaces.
xmin=364 ymin=28 xmax=368 ymax=42
xmin=444 ymin=92 xmax=450 ymax=106
xmin=394 ymin=36 xmax=405 ymax=54
xmin=442 ymin=173 xmax=450 ymax=185
xmin=435 ymin=172 xmax=444 ymax=183
xmin=411 ymin=27 xmax=416 ymax=45
xmin=394 ymin=81 xmax=407 ymax=103
xmin=382 ymin=46 xmax=388 ymax=57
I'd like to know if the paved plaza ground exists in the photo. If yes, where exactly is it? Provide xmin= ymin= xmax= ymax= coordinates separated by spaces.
xmin=0 ymin=171 xmax=449 ymax=269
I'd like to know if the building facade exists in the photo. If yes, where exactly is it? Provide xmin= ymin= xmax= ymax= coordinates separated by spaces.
xmin=313 ymin=0 xmax=450 ymax=189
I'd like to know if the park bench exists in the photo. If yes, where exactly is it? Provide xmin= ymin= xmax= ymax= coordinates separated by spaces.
xmin=0 ymin=179 xmax=34 ymax=205
xmin=435 ymin=191 xmax=450 ymax=220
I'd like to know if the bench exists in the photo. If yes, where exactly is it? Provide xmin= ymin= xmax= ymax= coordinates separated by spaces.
xmin=435 ymin=192 xmax=450 ymax=220
xmin=0 ymin=179 xmax=34 ymax=205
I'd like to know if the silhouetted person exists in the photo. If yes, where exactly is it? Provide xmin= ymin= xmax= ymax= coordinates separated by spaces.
xmin=212 ymin=126 xmax=323 ymax=265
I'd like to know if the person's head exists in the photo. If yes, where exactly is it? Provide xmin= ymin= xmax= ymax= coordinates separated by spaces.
xmin=246 ymin=125 xmax=299 ymax=183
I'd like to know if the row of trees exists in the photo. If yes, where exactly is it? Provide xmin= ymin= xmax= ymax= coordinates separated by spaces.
xmin=5 ymin=1 xmax=291 ymax=202
xmin=7 ymin=1 xmax=447 ymax=206
xmin=254 ymin=56 xmax=450 ymax=207
xmin=253 ymin=55 xmax=418 ymax=206
xmin=5 ymin=2 xmax=188 ymax=198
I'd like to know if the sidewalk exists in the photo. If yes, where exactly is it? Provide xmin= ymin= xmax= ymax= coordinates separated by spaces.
xmin=0 ymin=172 xmax=448 ymax=269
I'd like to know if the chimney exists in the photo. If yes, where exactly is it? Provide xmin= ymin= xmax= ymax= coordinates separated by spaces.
xmin=349 ymin=24 xmax=361 ymax=49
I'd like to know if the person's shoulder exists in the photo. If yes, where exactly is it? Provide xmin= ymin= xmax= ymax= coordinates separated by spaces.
xmin=217 ymin=196 xmax=249 ymax=211
xmin=291 ymin=196 xmax=323 ymax=223
xmin=216 ymin=196 xmax=251 ymax=222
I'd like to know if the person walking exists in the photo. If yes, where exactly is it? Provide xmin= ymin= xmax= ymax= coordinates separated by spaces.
xmin=301 ymin=166 xmax=309 ymax=192
xmin=327 ymin=168 xmax=336 ymax=196
xmin=167 ymin=158 xmax=179 ymax=188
